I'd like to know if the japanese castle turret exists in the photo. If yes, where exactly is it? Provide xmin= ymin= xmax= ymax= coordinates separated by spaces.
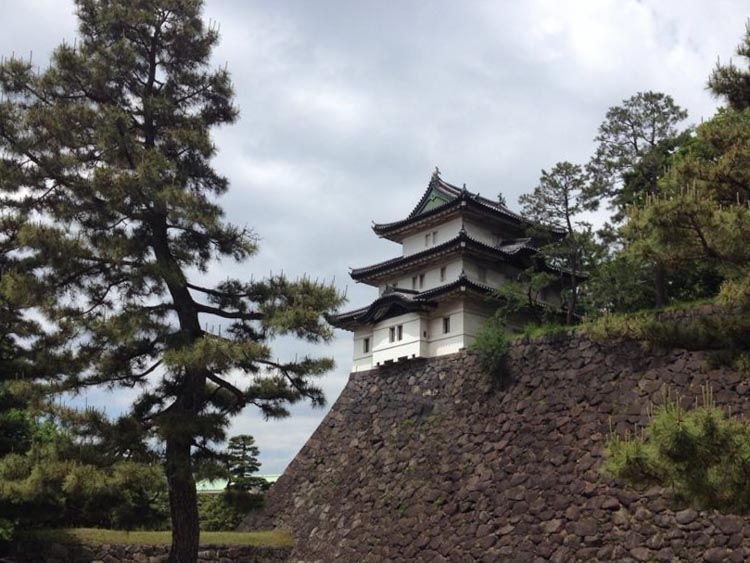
xmin=329 ymin=172 xmax=565 ymax=372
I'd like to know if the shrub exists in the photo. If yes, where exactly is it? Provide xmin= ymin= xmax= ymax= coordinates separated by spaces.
xmin=471 ymin=314 xmax=509 ymax=379
xmin=198 ymin=490 xmax=264 ymax=531
xmin=603 ymin=389 xmax=750 ymax=512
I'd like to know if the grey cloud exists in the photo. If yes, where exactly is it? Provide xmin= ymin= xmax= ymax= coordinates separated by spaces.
xmin=2 ymin=0 xmax=747 ymax=473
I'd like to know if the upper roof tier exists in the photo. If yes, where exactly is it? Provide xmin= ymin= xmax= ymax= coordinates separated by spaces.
xmin=372 ymin=172 xmax=566 ymax=242
xmin=351 ymin=228 xmax=537 ymax=286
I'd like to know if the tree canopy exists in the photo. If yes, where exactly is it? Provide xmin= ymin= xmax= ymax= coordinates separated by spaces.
xmin=0 ymin=1 xmax=343 ymax=561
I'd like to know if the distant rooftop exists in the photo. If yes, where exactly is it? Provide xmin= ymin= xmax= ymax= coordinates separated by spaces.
xmin=196 ymin=474 xmax=280 ymax=493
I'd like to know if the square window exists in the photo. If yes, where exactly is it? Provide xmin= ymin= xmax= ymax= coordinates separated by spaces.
xmin=397 ymin=325 xmax=403 ymax=341
xmin=443 ymin=316 xmax=451 ymax=334
xmin=419 ymin=274 xmax=425 ymax=288
xmin=363 ymin=337 xmax=370 ymax=354
xmin=440 ymin=266 xmax=446 ymax=282
xmin=389 ymin=327 xmax=395 ymax=343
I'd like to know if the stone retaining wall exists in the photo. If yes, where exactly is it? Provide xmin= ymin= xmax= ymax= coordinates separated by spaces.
xmin=9 ymin=541 xmax=291 ymax=563
xmin=243 ymin=306 xmax=750 ymax=562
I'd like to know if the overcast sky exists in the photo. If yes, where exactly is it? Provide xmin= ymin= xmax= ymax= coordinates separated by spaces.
xmin=0 ymin=0 xmax=748 ymax=473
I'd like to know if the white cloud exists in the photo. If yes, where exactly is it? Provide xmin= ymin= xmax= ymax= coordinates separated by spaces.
xmin=2 ymin=0 xmax=749 ymax=473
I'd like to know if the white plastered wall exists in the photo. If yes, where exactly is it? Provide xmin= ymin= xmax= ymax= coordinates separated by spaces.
xmin=401 ymin=217 xmax=463 ymax=256
xmin=370 ymin=312 xmax=428 ymax=367
xmin=348 ymin=295 xmax=494 ymax=371
xmin=463 ymin=218 xmax=500 ymax=247
xmin=381 ymin=256 xmax=464 ymax=294
xmin=352 ymin=328 xmax=374 ymax=372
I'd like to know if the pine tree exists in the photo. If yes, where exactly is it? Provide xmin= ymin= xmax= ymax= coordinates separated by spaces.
xmin=584 ymin=91 xmax=689 ymax=306
xmin=0 ymin=2 xmax=344 ymax=561
xmin=225 ymin=434 xmax=265 ymax=492
xmin=585 ymin=91 xmax=689 ymax=218
xmin=519 ymin=162 xmax=591 ymax=325
xmin=708 ymin=22 xmax=750 ymax=111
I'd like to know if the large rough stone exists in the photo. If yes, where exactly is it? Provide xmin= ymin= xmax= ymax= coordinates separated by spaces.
xmin=676 ymin=508 xmax=699 ymax=525
xmin=239 ymin=306 xmax=750 ymax=562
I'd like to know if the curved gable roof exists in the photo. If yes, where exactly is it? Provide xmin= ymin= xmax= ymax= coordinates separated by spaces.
xmin=372 ymin=172 xmax=565 ymax=238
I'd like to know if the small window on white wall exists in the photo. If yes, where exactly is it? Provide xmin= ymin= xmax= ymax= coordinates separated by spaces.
xmin=425 ymin=234 xmax=430 ymax=247
xmin=363 ymin=337 xmax=370 ymax=354
xmin=432 ymin=231 xmax=438 ymax=244
xmin=443 ymin=316 xmax=451 ymax=334
xmin=440 ymin=266 xmax=446 ymax=282
xmin=411 ymin=276 xmax=418 ymax=290
xmin=397 ymin=325 xmax=403 ymax=340
xmin=419 ymin=274 xmax=425 ymax=288
xmin=389 ymin=327 xmax=395 ymax=343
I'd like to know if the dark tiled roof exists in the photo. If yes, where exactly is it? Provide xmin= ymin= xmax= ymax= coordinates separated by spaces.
xmin=372 ymin=173 xmax=565 ymax=237
xmin=350 ymin=230 xmax=535 ymax=283
xmin=328 ymin=274 xmax=496 ymax=331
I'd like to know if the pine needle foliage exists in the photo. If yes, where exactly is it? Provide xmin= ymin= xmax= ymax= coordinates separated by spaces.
xmin=471 ymin=313 xmax=509 ymax=381
xmin=603 ymin=389 xmax=750 ymax=513
xmin=708 ymin=22 xmax=750 ymax=111
xmin=519 ymin=161 xmax=594 ymax=324
xmin=0 ymin=2 xmax=344 ymax=560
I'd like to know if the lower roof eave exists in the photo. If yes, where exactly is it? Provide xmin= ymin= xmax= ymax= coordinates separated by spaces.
xmin=327 ymin=278 xmax=498 ymax=331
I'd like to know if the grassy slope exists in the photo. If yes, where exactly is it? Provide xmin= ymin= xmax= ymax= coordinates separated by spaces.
xmin=20 ymin=528 xmax=293 ymax=548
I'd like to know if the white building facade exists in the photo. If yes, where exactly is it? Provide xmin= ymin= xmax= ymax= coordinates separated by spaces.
xmin=330 ymin=173 xmax=564 ymax=372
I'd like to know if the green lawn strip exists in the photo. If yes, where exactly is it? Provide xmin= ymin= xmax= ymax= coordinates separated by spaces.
xmin=19 ymin=528 xmax=293 ymax=548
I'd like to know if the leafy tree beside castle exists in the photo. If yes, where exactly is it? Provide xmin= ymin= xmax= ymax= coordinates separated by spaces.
xmin=708 ymin=23 xmax=750 ymax=111
xmin=519 ymin=161 xmax=592 ymax=325
xmin=225 ymin=434 xmax=267 ymax=492
xmin=585 ymin=91 xmax=689 ymax=221
xmin=625 ymin=24 xmax=750 ymax=318
xmin=585 ymin=91 xmax=690 ymax=307
xmin=0 ymin=1 xmax=343 ymax=561
xmin=604 ymin=393 xmax=750 ymax=513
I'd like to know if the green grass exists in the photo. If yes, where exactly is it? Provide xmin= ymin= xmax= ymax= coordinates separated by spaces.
xmin=19 ymin=528 xmax=294 ymax=548
xmin=511 ymin=322 xmax=573 ymax=340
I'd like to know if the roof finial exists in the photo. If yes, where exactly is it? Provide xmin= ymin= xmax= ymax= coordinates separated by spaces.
xmin=462 ymin=183 xmax=467 ymax=192
xmin=433 ymin=166 xmax=441 ymax=178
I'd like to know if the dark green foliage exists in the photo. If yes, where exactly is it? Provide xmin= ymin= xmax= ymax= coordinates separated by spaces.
xmin=618 ymin=130 xmax=692 ymax=211
xmin=0 ymin=1 xmax=343 ymax=559
xmin=226 ymin=435 xmax=267 ymax=492
xmin=585 ymin=91 xmax=689 ymax=217
xmin=583 ymin=254 xmax=724 ymax=316
xmin=624 ymin=109 xmax=750 ymax=320
xmin=471 ymin=314 xmax=509 ymax=380
xmin=603 ymin=392 xmax=750 ymax=512
xmin=585 ymin=305 xmax=750 ymax=372
xmin=0 ymin=418 xmax=169 ymax=531
xmin=520 ymin=161 xmax=595 ymax=324
xmin=198 ymin=490 xmax=263 ymax=531
xmin=582 ymin=254 xmax=656 ymax=314
xmin=490 ymin=270 xmax=558 ymax=325
xmin=708 ymin=23 xmax=750 ymax=110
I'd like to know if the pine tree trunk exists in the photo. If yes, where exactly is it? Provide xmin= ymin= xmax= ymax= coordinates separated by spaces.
xmin=166 ymin=434 xmax=200 ymax=563
xmin=566 ymin=288 xmax=576 ymax=326
xmin=654 ymin=261 xmax=666 ymax=308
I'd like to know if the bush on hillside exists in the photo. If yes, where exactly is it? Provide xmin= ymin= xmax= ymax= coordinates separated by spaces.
xmin=471 ymin=314 xmax=509 ymax=380
xmin=603 ymin=389 xmax=750 ymax=512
